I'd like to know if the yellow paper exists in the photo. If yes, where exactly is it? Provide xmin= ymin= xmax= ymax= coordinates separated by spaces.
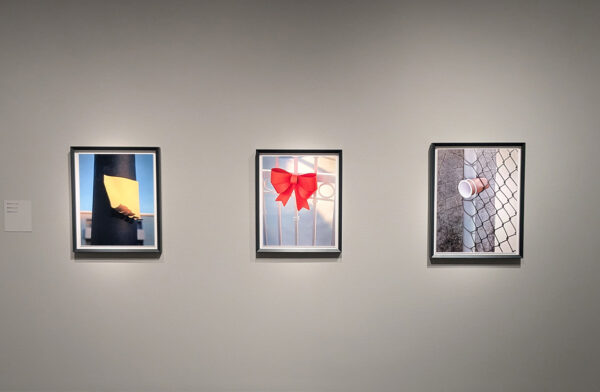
xmin=103 ymin=174 xmax=141 ymax=220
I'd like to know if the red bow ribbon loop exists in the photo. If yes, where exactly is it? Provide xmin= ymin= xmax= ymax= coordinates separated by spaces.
xmin=270 ymin=168 xmax=317 ymax=211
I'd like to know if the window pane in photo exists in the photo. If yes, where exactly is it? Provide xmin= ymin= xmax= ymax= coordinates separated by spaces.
xmin=258 ymin=152 xmax=340 ymax=253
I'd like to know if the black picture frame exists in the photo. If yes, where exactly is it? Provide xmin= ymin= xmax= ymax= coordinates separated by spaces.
xmin=70 ymin=146 xmax=162 ymax=256
xmin=256 ymin=149 xmax=342 ymax=258
xmin=428 ymin=143 xmax=525 ymax=264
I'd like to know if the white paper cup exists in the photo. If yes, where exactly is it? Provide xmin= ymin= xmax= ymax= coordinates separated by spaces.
xmin=458 ymin=179 xmax=476 ymax=198
xmin=458 ymin=178 xmax=489 ymax=199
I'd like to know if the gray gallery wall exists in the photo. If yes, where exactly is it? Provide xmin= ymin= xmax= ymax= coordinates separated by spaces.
xmin=1 ymin=1 xmax=599 ymax=391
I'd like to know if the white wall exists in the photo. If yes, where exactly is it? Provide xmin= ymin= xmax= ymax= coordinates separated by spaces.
xmin=1 ymin=1 xmax=599 ymax=391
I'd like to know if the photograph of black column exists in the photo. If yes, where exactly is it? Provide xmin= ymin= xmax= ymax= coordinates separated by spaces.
xmin=70 ymin=146 xmax=162 ymax=255
xmin=91 ymin=154 xmax=138 ymax=245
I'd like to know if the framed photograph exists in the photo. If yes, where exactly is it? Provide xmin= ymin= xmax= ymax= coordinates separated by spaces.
xmin=70 ymin=147 xmax=162 ymax=254
xmin=429 ymin=143 xmax=525 ymax=262
xmin=256 ymin=149 xmax=342 ymax=257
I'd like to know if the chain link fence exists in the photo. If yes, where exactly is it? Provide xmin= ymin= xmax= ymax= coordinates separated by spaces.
xmin=462 ymin=148 xmax=520 ymax=253
xmin=436 ymin=148 xmax=521 ymax=254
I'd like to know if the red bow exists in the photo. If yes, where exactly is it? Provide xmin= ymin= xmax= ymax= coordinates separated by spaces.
xmin=270 ymin=168 xmax=317 ymax=211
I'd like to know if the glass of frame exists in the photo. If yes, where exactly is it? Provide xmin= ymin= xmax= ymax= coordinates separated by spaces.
xmin=256 ymin=149 xmax=342 ymax=257
xmin=429 ymin=143 xmax=525 ymax=262
xmin=70 ymin=147 xmax=162 ymax=254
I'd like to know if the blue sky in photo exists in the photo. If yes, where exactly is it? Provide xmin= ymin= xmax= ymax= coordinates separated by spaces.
xmin=79 ymin=154 xmax=155 ymax=214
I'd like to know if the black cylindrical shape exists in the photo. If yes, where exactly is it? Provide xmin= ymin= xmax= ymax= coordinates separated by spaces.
xmin=91 ymin=154 xmax=138 ymax=245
